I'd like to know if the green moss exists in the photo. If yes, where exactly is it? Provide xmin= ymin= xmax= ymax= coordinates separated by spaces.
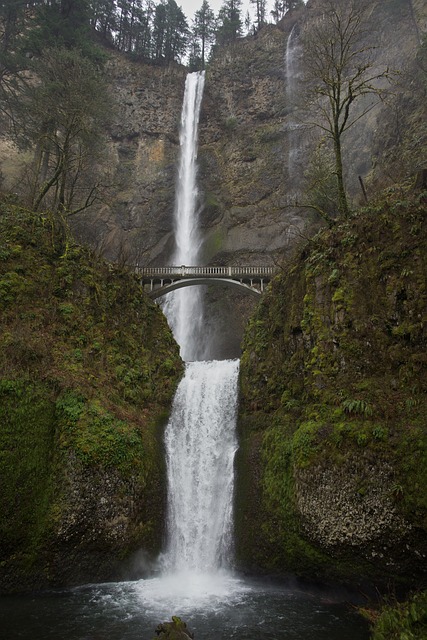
xmin=237 ymin=194 xmax=427 ymax=585
xmin=203 ymin=226 xmax=226 ymax=259
xmin=291 ymin=420 xmax=319 ymax=467
xmin=0 ymin=202 xmax=183 ymax=590
xmin=259 ymin=419 xmax=331 ymax=575
xmin=56 ymin=393 xmax=147 ymax=477
xmin=0 ymin=380 xmax=56 ymax=560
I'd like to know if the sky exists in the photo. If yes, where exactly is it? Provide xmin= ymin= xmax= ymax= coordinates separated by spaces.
xmin=177 ymin=0 xmax=268 ymax=26
xmin=177 ymin=0 xmax=307 ymax=30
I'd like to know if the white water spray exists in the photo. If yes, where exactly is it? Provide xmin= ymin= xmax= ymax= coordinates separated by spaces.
xmin=286 ymin=24 xmax=301 ymax=105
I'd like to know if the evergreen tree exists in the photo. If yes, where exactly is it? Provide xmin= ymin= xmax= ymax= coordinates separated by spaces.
xmin=270 ymin=0 xmax=303 ymax=23
xmin=193 ymin=0 xmax=215 ymax=68
xmin=0 ymin=2 xmax=42 ymax=124
xmin=152 ymin=0 xmax=188 ymax=63
xmin=188 ymin=32 xmax=202 ymax=71
xmin=132 ymin=0 xmax=155 ymax=59
xmin=215 ymin=0 xmax=242 ymax=46
xmin=26 ymin=0 xmax=103 ymax=61
xmin=89 ymin=0 xmax=117 ymax=41
xmin=250 ymin=0 xmax=266 ymax=33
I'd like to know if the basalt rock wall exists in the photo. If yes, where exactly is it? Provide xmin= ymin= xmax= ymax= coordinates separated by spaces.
xmin=1 ymin=1 xmax=423 ymax=270
xmin=236 ymin=195 xmax=427 ymax=588
xmin=0 ymin=1 xmax=424 ymax=357
xmin=82 ymin=0 xmax=422 ymax=270
xmin=0 ymin=204 xmax=183 ymax=593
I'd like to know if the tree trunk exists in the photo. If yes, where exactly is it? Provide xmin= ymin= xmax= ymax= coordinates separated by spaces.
xmin=333 ymin=126 xmax=349 ymax=217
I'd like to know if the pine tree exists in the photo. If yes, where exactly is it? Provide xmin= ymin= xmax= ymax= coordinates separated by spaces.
xmin=215 ymin=0 xmax=242 ymax=46
xmin=193 ymin=0 xmax=215 ymax=68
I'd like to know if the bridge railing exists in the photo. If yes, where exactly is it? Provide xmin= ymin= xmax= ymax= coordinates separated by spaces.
xmin=137 ymin=265 xmax=276 ymax=278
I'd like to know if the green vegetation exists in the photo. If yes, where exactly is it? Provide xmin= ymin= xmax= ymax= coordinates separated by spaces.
xmin=365 ymin=591 xmax=427 ymax=640
xmin=237 ymin=190 xmax=427 ymax=586
xmin=0 ymin=381 xmax=56 ymax=563
xmin=152 ymin=616 xmax=194 ymax=639
xmin=0 ymin=0 xmax=294 ymax=77
xmin=0 ymin=202 xmax=183 ymax=591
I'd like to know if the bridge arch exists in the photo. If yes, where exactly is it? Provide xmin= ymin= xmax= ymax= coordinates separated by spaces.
xmin=147 ymin=277 xmax=262 ymax=299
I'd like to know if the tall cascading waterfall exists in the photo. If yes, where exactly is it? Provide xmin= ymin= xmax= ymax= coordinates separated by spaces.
xmin=162 ymin=71 xmax=206 ymax=362
xmin=160 ymin=71 xmax=240 ymax=583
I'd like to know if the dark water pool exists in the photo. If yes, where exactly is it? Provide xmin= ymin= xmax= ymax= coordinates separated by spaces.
xmin=0 ymin=571 xmax=370 ymax=639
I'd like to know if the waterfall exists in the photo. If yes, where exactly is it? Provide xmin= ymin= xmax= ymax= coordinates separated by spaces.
xmin=285 ymin=24 xmax=303 ymax=191
xmin=162 ymin=71 xmax=205 ymax=362
xmin=162 ymin=359 xmax=239 ymax=573
xmin=160 ymin=71 xmax=239 ymax=584
xmin=286 ymin=24 xmax=301 ymax=105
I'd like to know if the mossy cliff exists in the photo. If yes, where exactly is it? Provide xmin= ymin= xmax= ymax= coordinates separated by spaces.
xmin=0 ymin=203 xmax=183 ymax=593
xmin=236 ymin=192 xmax=427 ymax=589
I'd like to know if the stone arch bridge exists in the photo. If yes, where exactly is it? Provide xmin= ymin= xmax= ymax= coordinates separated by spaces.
xmin=138 ymin=265 xmax=276 ymax=299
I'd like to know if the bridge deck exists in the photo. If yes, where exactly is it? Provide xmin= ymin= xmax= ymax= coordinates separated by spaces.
xmin=138 ymin=265 xmax=275 ymax=278
xmin=138 ymin=265 xmax=276 ymax=299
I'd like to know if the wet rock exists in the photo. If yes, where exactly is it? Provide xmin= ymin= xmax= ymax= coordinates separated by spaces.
xmin=153 ymin=617 xmax=194 ymax=640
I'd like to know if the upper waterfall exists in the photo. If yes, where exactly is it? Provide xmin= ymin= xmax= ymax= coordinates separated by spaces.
xmin=174 ymin=71 xmax=205 ymax=266
xmin=162 ymin=71 xmax=206 ymax=361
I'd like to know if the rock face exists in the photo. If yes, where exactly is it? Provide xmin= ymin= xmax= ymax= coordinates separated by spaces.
xmin=71 ymin=22 xmax=304 ymax=268
xmin=0 ymin=204 xmax=183 ymax=593
xmin=71 ymin=56 xmax=187 ymax=265
xmin=0 ymin=2 xmax=424 ymax=356
xmin=71 ymin=1 xmax=423 ymax=357
xmin=0 ymin=1 xmax=423 ymax=273
xmin=236 ymin=194 xmax=427 ymax=588
xmin=198 ymin=22 xmax=304 ymax=265
xmin=69 ymin=0 xmax=423 ymax=269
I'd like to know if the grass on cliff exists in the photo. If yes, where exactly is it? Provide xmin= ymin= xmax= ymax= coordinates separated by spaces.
xmin=0 ymin=202 xmax=182 ymax=409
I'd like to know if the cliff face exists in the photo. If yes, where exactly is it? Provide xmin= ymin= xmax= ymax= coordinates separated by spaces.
xmin=198 ymin=21 xmax=303 ymax=265
xmin=1 ymin=2 xmax=423 ymax=274
xmin=72 ymin=0 xmax=424 ymax=358
xmin=0 ymin=203 xmax=183 ymax=593
xmin=70 ymin=57 xmax=187 ymax=265
xmin=236 ymin=192 xmax=427 ymax=587
xmin=69 ymin=23 xmax=302 ymax=268
xmin=77 ymin=0 xmax=422 ymax=269
xmin=0 ymin=2 xmax=424 ymax=358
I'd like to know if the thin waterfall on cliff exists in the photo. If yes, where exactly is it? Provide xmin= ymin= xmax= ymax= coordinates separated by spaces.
xmin=285 ymin=24 xmax=303 ymax=191
xmin=162 ymin=71 xmax=205 ymax=362
xmin=286 ymin=24 xmax=301 ymax=103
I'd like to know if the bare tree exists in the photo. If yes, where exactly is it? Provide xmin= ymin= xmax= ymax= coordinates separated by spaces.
xmin=301 ymin=0 xmax=390 ymax=218
xmin=15 ymin=47 xmax=111 ymax=216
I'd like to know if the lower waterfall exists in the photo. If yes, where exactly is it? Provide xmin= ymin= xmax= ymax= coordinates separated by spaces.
xmin=162 ymin=359 xmax=239 ymax=574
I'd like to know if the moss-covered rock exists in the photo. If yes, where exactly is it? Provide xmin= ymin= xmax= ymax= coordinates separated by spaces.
xmin=153 ymin=617 xmax=194 ymax=640
xmin=0 ymin=203 xmax=183 ymax=593
xmin=236 ymin=192 xmax=427 ymax=589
